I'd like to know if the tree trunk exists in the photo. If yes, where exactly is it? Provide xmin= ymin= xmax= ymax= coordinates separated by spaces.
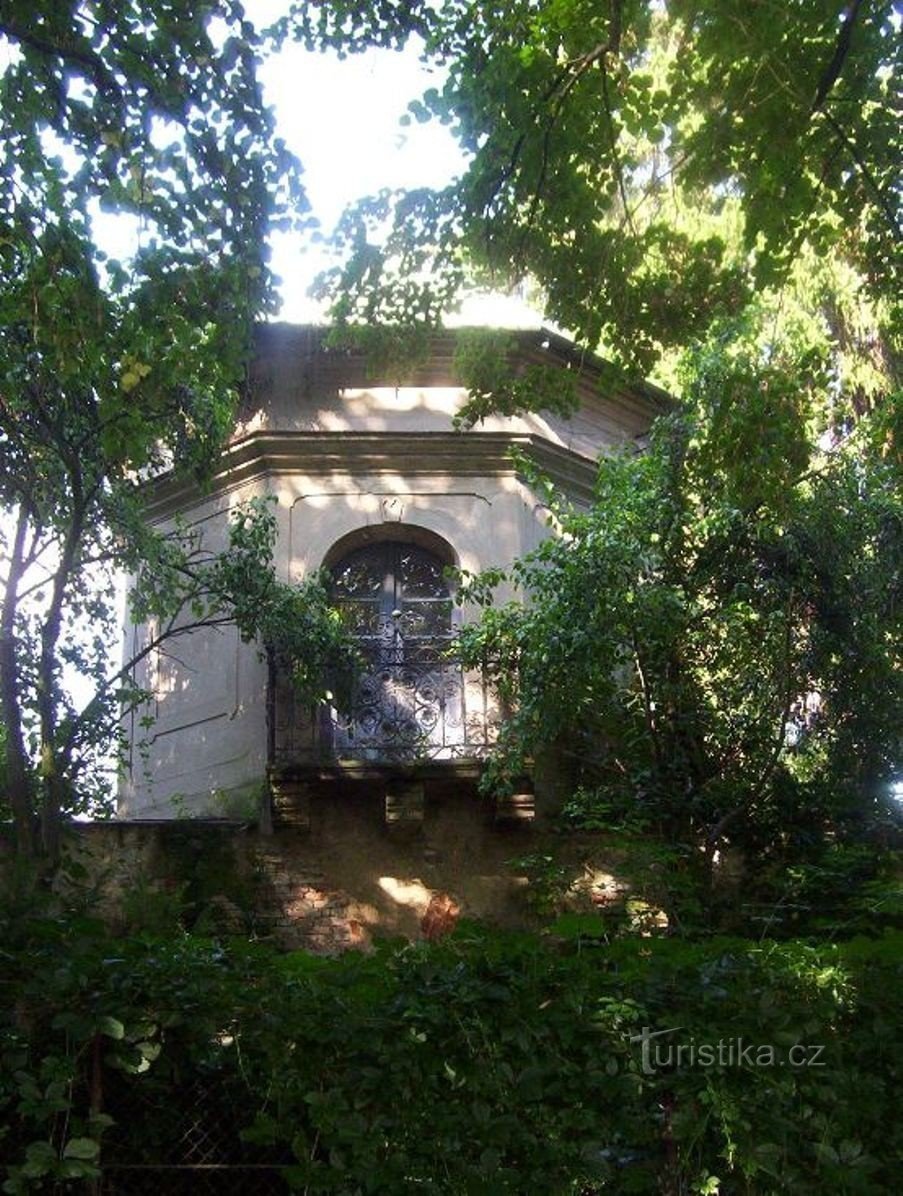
xmin=37 ymin=504 xmax=84 ymax=862
xmin=0 ymin=508 xmax=36 ymax=857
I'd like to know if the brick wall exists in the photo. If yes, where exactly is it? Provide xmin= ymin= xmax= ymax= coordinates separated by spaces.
xmin=57 ymin=788 xmax=541 ymax=952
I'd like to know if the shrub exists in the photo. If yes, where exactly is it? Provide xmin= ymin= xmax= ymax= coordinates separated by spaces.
xmin=1 ymin=910 xmax=901 ymax=1193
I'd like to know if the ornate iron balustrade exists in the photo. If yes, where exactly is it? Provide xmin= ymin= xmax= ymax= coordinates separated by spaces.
xmin=329 ymin=619 xmax=497 ymax=763
xmin=273 ymin=541 xmax=500 ymax=767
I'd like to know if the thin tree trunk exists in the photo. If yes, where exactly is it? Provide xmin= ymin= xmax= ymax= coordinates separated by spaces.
xmin=0 ymin=508 xmax=36 ymax=856
xmin=37 ymin=501 xmax=84 ymax=861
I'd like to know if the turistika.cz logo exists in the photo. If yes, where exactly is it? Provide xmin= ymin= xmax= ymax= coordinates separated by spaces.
xmin=628 ymin=1026 xmax=827 ymax=1075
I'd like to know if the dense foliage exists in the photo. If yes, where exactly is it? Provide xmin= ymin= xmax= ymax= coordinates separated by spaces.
xmin=0 ymin=3 xmax=352 ymax=859
xmin=0 ymin=903 xmax=901 ymax=1194
xmin=294 ymin=0 xmax=902 ymax=866
xmin=2 ymin=7 xmax=900 ymax=1188
xmin=302 ymin=0 xmax=900 ymax=381
xmin=456 ymin=396 xmax=901 ymax=873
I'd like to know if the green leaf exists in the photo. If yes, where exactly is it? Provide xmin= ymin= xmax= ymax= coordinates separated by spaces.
xmin=97 ymin=1016 xmax=125 ymax=1040
xmin=63 ymin=1138 xmax=100 ymax=1161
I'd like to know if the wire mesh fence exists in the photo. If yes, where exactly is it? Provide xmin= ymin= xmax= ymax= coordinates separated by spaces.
xmin=97 ymin=1069 xmax=293 ymax=1194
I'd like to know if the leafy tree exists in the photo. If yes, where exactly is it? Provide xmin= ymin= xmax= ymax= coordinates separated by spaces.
xmin=0 ymin=3 xmax=350 ymax=861
xmin=295 ymin=0 xmax=901 ymax=856
xmin=301 ymin=0 xmax=900 ymax=389
xmin=456 ymin=390 xmax=901 ymax=875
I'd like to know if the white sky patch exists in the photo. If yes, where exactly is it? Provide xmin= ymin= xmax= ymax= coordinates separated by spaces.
xmin=44 ymin=0 xmax=541 ymax=328
xmin=248 ymin=8 xmax=542 ymax=328
xmin=258 ymin=37 xmax=464 ymax=321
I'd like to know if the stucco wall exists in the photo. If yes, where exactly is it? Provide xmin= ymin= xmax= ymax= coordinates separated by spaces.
xmin=119 ymin=479 xmax=272 ymax=819
xmin=120 ymin=324 xmax=664 ymax=819
xmin=238 ymin=324 xmax=658 ymax=454
xmin=280 ymin=471 xmax=549 ymax=595
xmin=119 ymin=467 xmax=553 ymax=817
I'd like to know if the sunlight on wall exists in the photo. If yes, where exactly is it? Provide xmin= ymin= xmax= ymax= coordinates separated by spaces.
xmin=377 ymin=876 xmax=433 ymax=913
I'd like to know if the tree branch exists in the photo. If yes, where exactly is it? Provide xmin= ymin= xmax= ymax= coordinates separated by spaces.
xmin=480 ymin=0 xmax=623 ymax=240
xmin=59 ymin=614 xmax=236 ymax=764
xmin=817 ymin=105 xmax=902 ymax=242
xmin=632 ymin=630 xmax=662 ymax=769
xmin=706 ymin=588 xmax=797 ymax=852
xmin=811 ymin=0 xmax=865 ymax=114
xmin=0 ymin=16 xmax=117 ymax=96
xmin=599 ymin=63 xmax=637 ymax=237
xmin=0 ymin=506 xmax=37 ymax=854
xmin=37 ymin=469 xmax=88 ymax=857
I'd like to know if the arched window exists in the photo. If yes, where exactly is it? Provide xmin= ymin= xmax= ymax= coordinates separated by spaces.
xmin=328 ymin=540 xmax=463 ymax=761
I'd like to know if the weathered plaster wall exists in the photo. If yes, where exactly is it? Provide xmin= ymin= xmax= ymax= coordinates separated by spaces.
xmin=119 ymin=479 xmax=272 ymax=819
xmin=280 ymin=471 xmax=549 ymax=600
xmin=237 ymin=324 xmax=656 ymax=454
xmin=119 ymin=466 xmax=551 ymax=817
xmin=120 ymin=324 xmax=665 ymax=819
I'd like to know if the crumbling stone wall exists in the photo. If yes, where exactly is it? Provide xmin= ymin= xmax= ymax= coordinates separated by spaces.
xmin=56 ymin=789 xmax=540 ymax=952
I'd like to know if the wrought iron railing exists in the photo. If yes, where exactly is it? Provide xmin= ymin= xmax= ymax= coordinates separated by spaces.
xmin=273 ymin=641 xmax=499 ymax=768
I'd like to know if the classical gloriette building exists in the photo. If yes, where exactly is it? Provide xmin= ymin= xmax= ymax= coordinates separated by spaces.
xmin=119 ymin=324 xmax=667 ymax=825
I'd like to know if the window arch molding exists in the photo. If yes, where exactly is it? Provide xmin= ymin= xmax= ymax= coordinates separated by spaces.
xmin=319 ymin=521 xmax=459 ymax=575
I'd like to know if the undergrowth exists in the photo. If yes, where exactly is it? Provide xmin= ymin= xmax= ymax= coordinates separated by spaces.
xmin=1 ymin=901 xmax=900 ymax=1194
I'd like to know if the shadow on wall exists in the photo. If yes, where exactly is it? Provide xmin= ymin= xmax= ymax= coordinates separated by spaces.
xmin=121 ymin=617 xmax=268 ymax=818
xmin=251 ymin=790 xmax=534 ymax=950
xmin=123 ymin=486 xmax=530 ymax=816
xmin=64 ymin=798 xmax=539 ymax=952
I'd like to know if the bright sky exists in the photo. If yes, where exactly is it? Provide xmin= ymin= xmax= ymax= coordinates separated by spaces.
xmin=88 ymin=8 xmax=540 ymax=328
xmin=259 ymin=38 xmax=461 ymax=322
xmin=256 ymin=29 xmax=539 ymax=328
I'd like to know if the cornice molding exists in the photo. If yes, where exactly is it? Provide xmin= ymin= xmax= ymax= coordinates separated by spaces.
xmin=250 ymin=322 xmax=674 ymax=419
xmin=143 ymin=430 xmax=600 ymax=518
